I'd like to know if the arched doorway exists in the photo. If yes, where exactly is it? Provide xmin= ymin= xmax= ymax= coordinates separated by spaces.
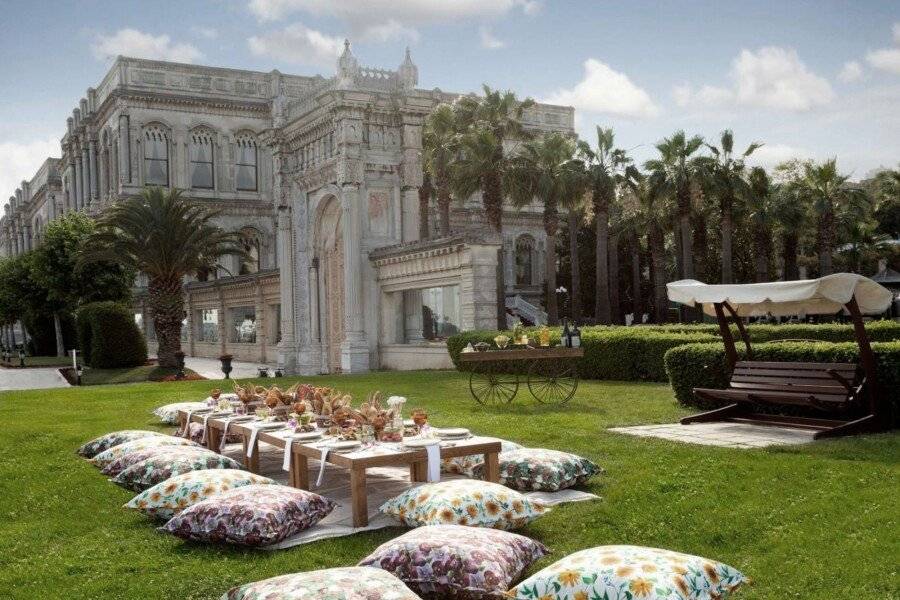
xmin=316 ymin=198 xmax=344 ymax=373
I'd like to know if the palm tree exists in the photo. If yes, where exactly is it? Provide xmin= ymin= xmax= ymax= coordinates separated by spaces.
xmin=423 ymin=104 xmax=459 ymax=237
xmin=872 ymin=168 xmax=900 ymax=238
xmin=506 ymin=132 xmax=583 ymax=324
xmin=579 ymin=127 xmax=632 ymax=324
xmin=698 ymin=130 xmax=762 ymax=283
xmin=795 ymin=159 xmax=867 ymax=275
xmin=418 ymin=171 xmax=433 ymax=240
xmin=452 ymin=86 xmax=534 ymax=328
xmin=645 ymin=131 xmax=704 ymax=281
xmin=83 ymin=187 xmax=245 ymax=367
xmin=839 ymin=220 xmax=892 ymax=273
xmin=560 ymin=184 xmax=590 ymax=322
xmin=770 ymin=183 xmax=807 ymax=280
xmin=745 ymin=167 xmax=773 ymax=282
xmin=621 ymin=172 xmax=669 ymax=323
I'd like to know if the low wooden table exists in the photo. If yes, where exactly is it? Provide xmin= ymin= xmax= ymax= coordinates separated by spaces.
xmin=178 ymin=410 xmax=501 ymax=527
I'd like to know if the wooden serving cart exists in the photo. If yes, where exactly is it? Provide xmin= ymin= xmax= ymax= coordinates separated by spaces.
xmin=457 ymin=347 xmax=585 ymax=405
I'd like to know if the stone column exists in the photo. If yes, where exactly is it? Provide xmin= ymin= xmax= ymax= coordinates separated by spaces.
xmin=82 ymin=146 xmax=91 ymax=208
xmin=118 ymin=115 xmax=131 ymax=184
xmin=24 ymin=225 xmax=32 ymax=252
xmin=74 ymin=156 xmax=83 ymax=210
xmin=98 ymin=148 xmax=108 ymax=204
xmin=340 ymin=184 xmax=369 ymax=372
xmin=308 ymin=260 xmax=320 ymax=343
xmin=217 ymin=286 xmax=228 ymax=357
xmin=401 ymin=186 xmax=420 ymax=243
xmin=255 ymin=283 xmax=267 ymax=363
xmin=89 ymin=139 xmax=99 ymax=204
xmin=185 ymin=291 xmax=195 ymax=356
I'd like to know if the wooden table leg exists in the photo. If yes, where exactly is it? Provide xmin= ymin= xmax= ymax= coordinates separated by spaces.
xmin=241 ymin=435 xmax=259 ymax=472
xmin=483 ymin=451 xmax=500 ymax=483
xmin=350 ymin=467 xmax=368 ymax=528
xmin=410 ymin=460 xmax=427 ymax=482
xmin=290 ymin=453 xmax=309 ymax=489
xmin=206 ymin=426 xmax=221 ymax=452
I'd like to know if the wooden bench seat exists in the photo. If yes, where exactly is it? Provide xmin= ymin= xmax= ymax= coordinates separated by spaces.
xmin=683 ymin=360 xmax=872 ymax=438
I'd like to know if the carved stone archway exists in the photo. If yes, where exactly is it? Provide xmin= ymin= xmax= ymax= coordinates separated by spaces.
xmin=314 ymin=196 xmax=344 ymax=373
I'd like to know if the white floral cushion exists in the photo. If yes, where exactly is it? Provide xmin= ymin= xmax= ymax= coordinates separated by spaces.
xmin=125 ymin=470 xmax=275 ymax=520
xmin=509 ymin=545 xmax=748 ymax=600
xmin=90 ymin=436 xmax=202 ymax=470
xmin=161 ymin=484 xmax=335 ymax=546
xmin=473 ymin=448 xmax=602 ymax=492
xmin=77 ymin=430 xmax=166 ymax=458
xmin=441 ymin=438 xmax=522 ymax=476
xmin=381 ymin=479 xmax=548 ymax=530
xmin=101 ymin=445 xmax=213 ymax=477
xmin=153 ymin=401 xmax=208 ymax=425
xmin=222 ymin=567 xmax=422 ymax=600
xmin=112 ymin=449 xmax=242 ymax=492
xmin=359 ymin=524 xmax=548 ymax=599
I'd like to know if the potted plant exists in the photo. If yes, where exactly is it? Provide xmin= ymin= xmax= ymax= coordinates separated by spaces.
xmin=219 ymin=354 xmax=233 ymax=379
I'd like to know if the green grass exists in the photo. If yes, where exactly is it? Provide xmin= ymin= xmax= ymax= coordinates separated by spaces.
xmin=0 ymin=371 xmax=897 ymax=599
xmin=78 ymin=366 xmax=202 ymax=386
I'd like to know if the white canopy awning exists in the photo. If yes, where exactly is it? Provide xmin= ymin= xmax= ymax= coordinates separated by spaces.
xmin=666 ymin=274 xmax=893 ymax=317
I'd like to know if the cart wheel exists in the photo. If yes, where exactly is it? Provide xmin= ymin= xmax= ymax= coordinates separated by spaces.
xmin=468 ymin=371 xmax=519 ymax=405
xmin=527 ymin=361 xmax=578 ymax=404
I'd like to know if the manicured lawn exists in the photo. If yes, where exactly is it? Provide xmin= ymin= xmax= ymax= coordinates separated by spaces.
xmin=0 ymin=370 xmax=896 ymax=599
xmin=78 ymin=365 xmax=203 ymax=386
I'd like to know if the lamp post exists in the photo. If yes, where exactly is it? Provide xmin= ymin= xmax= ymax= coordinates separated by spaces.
xmin=18 ymin=346 xmax=25 ymax=368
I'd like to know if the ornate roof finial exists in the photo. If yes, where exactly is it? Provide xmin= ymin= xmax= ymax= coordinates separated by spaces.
xmin=398 ymin=46 xmax=418 ymax=90
xmin=337 ymin=38 xmax=359 ymax=88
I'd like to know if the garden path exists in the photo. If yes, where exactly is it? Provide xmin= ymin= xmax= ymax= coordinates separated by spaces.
xmin=182 ymin=356 xmax=277 ymax=380
xmin=610 ymin=422 xmax=816 ymax=448
xmin=0 ymin=366 xmax=70 ymax=391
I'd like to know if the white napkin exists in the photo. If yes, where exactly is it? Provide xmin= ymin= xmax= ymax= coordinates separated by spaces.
xmin=200 ymin=413 xmax=214 ymax=444
xmin=315 ymin=446 xmax=329 ymax=487
xmin=181 ymin=411 xmax=194 ymax=437
xmin=220 ymin=418 xmax=237 ymax=452
xmin=246 ymin=425 xmax=261 ymax=458
xmin=282 ymin=438 xmax=293 ymax=472
xmin=425 ymin=444 xmax=441 ymax=483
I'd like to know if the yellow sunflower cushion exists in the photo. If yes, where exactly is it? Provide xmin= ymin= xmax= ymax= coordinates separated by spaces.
xmin=125 ymin=470 xmax=276 ymax=520
xmin=380 ymin=479 xmax=548 ymax=530
xmin=508 ymin=545 xmax=748 ymax=600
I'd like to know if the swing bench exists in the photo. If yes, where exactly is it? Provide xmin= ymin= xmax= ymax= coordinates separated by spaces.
xmin=666 ymin=274 xmax=894 ymax=439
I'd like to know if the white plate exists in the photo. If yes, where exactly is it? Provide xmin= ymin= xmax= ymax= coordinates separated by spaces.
xmin=436 ymin=428 xmax=470 ymax=438
xmin=330 ymin=440 xmax=362 ymax=451
xmin=253 ymin=421 xmax=287 ymax=430
xmin=292 ymin=431 xmax=323 ymax=442
xmin=403 ymin=438 xmax=441 ymax=449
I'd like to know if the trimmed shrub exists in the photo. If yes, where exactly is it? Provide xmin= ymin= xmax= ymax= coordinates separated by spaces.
xmin=75 ymin=301 xmax=147 ymax=368
xmin=447 ymin=321 xmax=900 ymax=383
xmin=664 ymin=341 xmax=900 ymax=426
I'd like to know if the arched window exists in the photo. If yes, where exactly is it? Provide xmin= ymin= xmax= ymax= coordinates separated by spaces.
xmin=239 ymin=228 xmax=261 ymax=275
xmin=190 ymin=130 xmax=215 ymax=189
xmin=235 ymin=134 xmax=258 ymax=191
xmin=143 ymin=126 xmax=169 ymax=186
xmin=515 ymin=235 xmax=535 ymax=285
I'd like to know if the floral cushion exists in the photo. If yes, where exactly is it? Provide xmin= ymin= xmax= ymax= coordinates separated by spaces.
xmin=153 ymin=401 xmax=208 ymax=425
xmin=473 ymin=448 xmax=602 ymax=492
xmin=509 ymin=545 xmax=748 ymax=600
xmin=186 ymin=421 xmax=243 ymax=445
xmin=91 ymin=436 xmax=202 ymax=470
xmin=359 ymin=524 xmax=548 ymax=599
xmin=161 ymin=484 xmax=335 ymax=546
xmin=76 ymin=430 xmax=167 ymax=459
xmin=222 ymin=567 xmax=422 ymax=600
xmin=441 ymin=438 xmax=523 ymax=476
xmin=101 ymin=445 xmax=212 ymax=477
xmin=125 ymin=470 xmax=275 ymax=520
xmin=112 ymin=450 xmax=242 ymax=492
xmin=381 ymin=479 xmax=548 ymax=530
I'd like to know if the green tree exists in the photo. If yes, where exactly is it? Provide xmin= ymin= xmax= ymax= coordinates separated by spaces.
xmin=506 ymin=132 xmax=584 ymax=324
xmin=871 ymin=168 xmax=900 ymax=238
xmin=83 ymin=187 xmax=245 ymax=367
xmin=29 ymin=212 xmax=133 ymax=356
xmin=578 ymin=127 xmax=632 ymax=323
xmin=698 ymin=130 xmax=762 ymax=283
xmin=621 ymin=174 xmax=670 ymax=323
xmin=423 ymin=104 xmax=459 ymax=237
xmin=745 ymin=167 xmax=774 ymax=282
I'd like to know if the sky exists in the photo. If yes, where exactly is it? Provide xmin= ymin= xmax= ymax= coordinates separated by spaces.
xmin=1 ymin=0 xmax=899 ymax=200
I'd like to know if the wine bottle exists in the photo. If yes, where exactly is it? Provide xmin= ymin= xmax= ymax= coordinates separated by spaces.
xmin=562 ymin=318 xmax=571 ymax=348
xmin=571 ymin=321 xmax=581 ymax=348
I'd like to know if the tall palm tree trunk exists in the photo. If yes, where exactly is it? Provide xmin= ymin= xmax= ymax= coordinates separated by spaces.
xmin=721 ymin=198 xmax=734 ymax=284
xmin=817 ymin=210 xmax=835 ymax=276
xmin=609 ymin=232 xmax=621 ymax=324
xmin=649 ymin=224 xmax=668 ymax=323
xmin=567 ymin=210 xmax=581 ymax=321
xmin=595 ymin=209 xmax=611 ymax=324
xmin=782 ymin=234 xmax=799 ymax=280
xmin=149 ymin=276 xmax=184 ymax=368
xmin=436 ymin=171 xmax=451 ymax=237
xmin=544 ymin=207 xmax=560 ymax=325
xmin=483 ymin=171 xmax=507 ymax=329
xmin=677 ymin=185 xmax=694 ymax=279
xmin=753 ymin=227 xmax=769 ymax=282
xmin=418 ymin=173 xmax=432 ymax=240
xmin=630 ymin=231 xmax=642 ymax=323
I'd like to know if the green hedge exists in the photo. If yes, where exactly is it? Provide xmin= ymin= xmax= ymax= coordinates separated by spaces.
xmin=664 ymin=341 xmax=900 ymax=426
xmin=447 ymin=321 xmax=900 ymax=383
xmin=75 ymin=301 xmax=147 ymax=368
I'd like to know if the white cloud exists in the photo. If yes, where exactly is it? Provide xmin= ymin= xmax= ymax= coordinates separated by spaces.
xmin=745 ymin=143 xmax=813 ymax=171
xmin=894 ymin=22 xmax=900 ymax=44
xmin=867 ymin=47 xmax=900 ymax=75
xmin=676 ymin=47 xmax=833 ymax=112
xmin=248 ymin=23 xmax=344 ymax=68
xmin=545 ymin=58 xmax=659 ymax=119
xmin=838 ymin=60 xmax=863 ymax=83
xmin=479 ymin=26 xmax=505 ymax=49
xmin=247 ymin=0 xmax=539 ymax=42
xmin=362 ymin=19 xmax=420 ymax=43
xmin=191 ymin=26 xmax=219 ymax=40
xmin=0 ymin=138 xmax=60 ymax=207
xmin=91 ymin=28 xmax=204 ymax=63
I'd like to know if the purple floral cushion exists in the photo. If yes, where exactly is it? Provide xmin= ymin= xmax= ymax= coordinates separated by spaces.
xmin=222 ymin=567 xmax=423 ymax=600
xmin=91 ymin=436 xmax=203 ymax=471
xmin=111 ymin=450 xmax=242 ymax=492
xmin=76 ymin=430 xmax=166 ymax=458
xmin=101 ymin=445 xmax=212 ymax=477
xmin=161 ymin=484 xmax=335 ymax=547
xmin=359 ymin=524 xmax=548 ymax=599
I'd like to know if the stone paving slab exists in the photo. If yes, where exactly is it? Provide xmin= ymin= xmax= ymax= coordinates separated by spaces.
xmin=609 ymin=422 xmax=816 ymax=448
xmin=0 ymin=367 xmax=70 ymax=391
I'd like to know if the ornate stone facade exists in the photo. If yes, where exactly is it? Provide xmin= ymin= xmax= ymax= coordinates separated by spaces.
xmin=0 ymin=43 xmax=574 ymax=372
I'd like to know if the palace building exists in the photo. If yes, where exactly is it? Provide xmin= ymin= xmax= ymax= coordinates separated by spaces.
xmin=0 ymin=42 xmax=574 ymax=373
